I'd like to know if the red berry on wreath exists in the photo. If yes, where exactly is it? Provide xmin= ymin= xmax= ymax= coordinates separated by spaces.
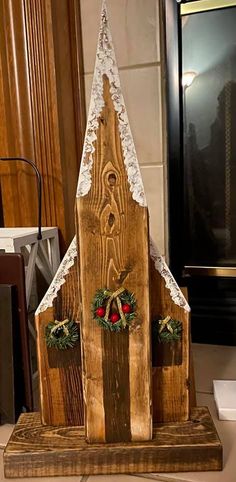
xmin=122 ymin=303 xmax=132 ymax=314
xmin=96 ymin=306 xmax=105 ymax=318
xmin=110 ymin=312 xmax=120 ymax=323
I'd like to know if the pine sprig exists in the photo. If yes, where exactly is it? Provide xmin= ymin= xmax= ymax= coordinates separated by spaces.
xmin=45 ymin=319 xmax=79 ymax=350
xmin=152 ymin=316 xmax=182 ymax=344
xmin=92 ymin=288 xmax=108 ymax=310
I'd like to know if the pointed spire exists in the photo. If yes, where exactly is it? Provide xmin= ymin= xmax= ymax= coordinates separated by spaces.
xmin=77 ymin=0 xmax=147 ymax=207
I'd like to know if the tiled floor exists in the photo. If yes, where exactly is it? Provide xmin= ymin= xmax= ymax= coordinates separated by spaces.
xmin=1 ymin=344 xmax=236 ymax=482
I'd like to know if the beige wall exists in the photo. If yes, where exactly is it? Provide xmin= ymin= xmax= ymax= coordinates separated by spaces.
xmin=80 ymin=0 xmax=167 ymax=257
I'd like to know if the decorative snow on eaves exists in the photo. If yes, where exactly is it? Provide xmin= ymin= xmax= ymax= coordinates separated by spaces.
xmin=150 ymin=238 xmax=190 ymax=312
xmin=35 ymin=237 xmax=77 ymax=315
xmin=76 ymin=0 xmax=147 ymax=207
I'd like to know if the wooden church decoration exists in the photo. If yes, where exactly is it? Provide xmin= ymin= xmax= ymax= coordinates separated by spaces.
xmin=36 ymin=0 xmax=197 ymax=431
xmin=34 ymin=0 xmax=192 ymax=431
xmin=4 ymin=1 xmax=222 ymax=476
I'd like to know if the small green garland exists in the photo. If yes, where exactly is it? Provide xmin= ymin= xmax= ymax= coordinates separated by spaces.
xmin=152 ymin=316 xmax=182 ymax=344
xmin=92 ymin=287 xmax=137 ymax=332
xmin=45 ymin=318 xmax=79 ymax=350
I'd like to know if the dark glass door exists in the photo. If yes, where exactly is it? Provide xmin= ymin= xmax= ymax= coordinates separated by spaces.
xmin=182 ymin=4 xmax=236 ymax=269
xmin=165 ymin=0 xmax=236 ymax=345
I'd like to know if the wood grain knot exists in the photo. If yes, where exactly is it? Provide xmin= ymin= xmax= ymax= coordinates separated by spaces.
xmin=107 ymin=173 xmax=117 ymax=186
xmin=108 ymin=213 xmax=115 ymax=227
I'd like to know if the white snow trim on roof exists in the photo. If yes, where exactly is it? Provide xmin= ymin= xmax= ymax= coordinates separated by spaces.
xmin=150 ymin=238 xmax=190 ymax=313
xmin=76 ymin=0 xmax=147 ymax=208
xmin=35 ymin=236 xmax=77 ymax=315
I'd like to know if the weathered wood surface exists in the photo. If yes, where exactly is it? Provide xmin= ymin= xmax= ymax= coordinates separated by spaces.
xmin=4 ymin=408 xmax=222 ymax=478
xmin=150 ymin=261 xmax=190 ymax=423
xmin=190 ymin=343 xmax=197 ymax=408
xmin=35 ymin=260 xmax=83 ymax=426
xmin=76 ymin=76 xmax=151 ymax=443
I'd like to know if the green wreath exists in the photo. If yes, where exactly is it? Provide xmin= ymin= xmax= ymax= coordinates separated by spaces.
xmin=152 ymin=315 xmax=182 ymax=344
xmin=92 ymin=287 xmax=136 ymax=332
xmin=45 ymin=318 xmax=79 ymax=350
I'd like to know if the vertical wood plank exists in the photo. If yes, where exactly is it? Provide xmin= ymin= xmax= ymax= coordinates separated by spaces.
xmin=150 ymin=258 xmax=190 ymax=422
xmin=102 ymin=330 xmax=131 ymax=442
xmin=76 ymin=76 xmax=152 ymax=443
xmin=35 ymin=259 xmax=84 ymax=426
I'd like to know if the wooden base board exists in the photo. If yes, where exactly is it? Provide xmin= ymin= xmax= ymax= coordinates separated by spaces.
xmin=4 ymin=407 xmax=222 ymax=478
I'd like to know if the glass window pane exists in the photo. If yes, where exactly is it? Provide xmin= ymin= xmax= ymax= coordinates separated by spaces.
xmin=182 ymin=6 xmax=236 ymax=267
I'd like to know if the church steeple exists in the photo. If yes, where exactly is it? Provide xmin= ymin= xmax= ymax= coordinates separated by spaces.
xmin=77 ymin=0 xmax=146 ymax=207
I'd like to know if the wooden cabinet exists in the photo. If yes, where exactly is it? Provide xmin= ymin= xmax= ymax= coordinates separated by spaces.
xmin=0 ymin=0 xmax=85 ymax=252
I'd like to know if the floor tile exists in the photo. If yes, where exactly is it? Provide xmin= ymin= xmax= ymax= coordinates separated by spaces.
xmin=192 ymin=343 xmax=236 ymax=394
